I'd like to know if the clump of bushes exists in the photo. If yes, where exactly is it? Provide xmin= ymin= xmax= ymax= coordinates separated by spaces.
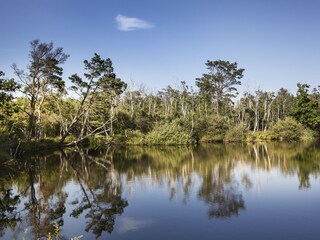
xmin=199 ymin=116 xmax=229 ymax=142
xmin=300 ymin=128 xmax=315 ymax=141
xmin=270 ymin=117 xmax=307 ymax=140
xmin=247 ymin=131 xmax=272 ymax=142
xmin=112 ymin=130 xmax=145 ymax=145
xmin=224 ymin=124 xmax=248 ymax=142
xmin=145 ymin=120 xmax=195 ymax=145
xmin=123 ymin=130 xmax=145 ymax=145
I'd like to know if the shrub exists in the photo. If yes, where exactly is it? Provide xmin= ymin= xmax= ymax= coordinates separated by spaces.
xmin=199 ymin=116 xmax=229 ymax=142
xmin=124 ymin=130 xmax=145 ymax=145
xmin=301 ymin=128 xmax=316 ymax=141
xmin=112 ymin=130 xmax=145 ymax=145
xmin=145 ymin=120 xmax=195 ymax=145
xmin=87 ymin=135 xmax=109 ymax=147
xmin=247 ymin=131 xmax=272 ymax=142
xmin=270 ymin=117 xmax=305 ymax=140
xmin=224 ymin=124 xmax=247 ymax=142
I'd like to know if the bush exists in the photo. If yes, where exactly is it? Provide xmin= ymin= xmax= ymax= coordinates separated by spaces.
xmin=224 ymin=124 xmax=247 ymax=142
xmin=247 ymin=131 xmax=272 ymax=142
xmin=270 ymin=117 xmax=306 ymax=140
xmin=87 ymin=135 xmax=109 ymax=147
xmin=125 ymin=130 xmax=145 ymax=145
xmin=199 ymin=116 xmax=229 ymax=142
xmin=145 ymin=120 xmax=196 ymax=145
xmin=301 ymin=128 xmax=316 ymax=141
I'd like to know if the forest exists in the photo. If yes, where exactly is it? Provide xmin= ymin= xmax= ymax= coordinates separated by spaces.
xmin=0 ymin=40 xmax=319 ymax=148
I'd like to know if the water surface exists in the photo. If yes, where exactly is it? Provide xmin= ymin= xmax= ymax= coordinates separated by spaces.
xmin=1 ymin=142 xmax=320 ymax=239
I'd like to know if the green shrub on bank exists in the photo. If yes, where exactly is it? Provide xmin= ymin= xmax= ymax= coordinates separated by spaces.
xmin=199 ymin=116 xmax=229 ymax=142
xmin=300 ymin=128 xmax=316 ymax=141
xmin=125 ymin=130 xmax=145 ymax=145
xmin=113 ymin=130 xmax=145 ymax=145
xmin=247 ymin=131 xmax=272 ymax=142
xmin=270 ymin=117 xmax=306 ymax=140
xmin=86 ymin=135 xmax=110 ymax=147
xmin=145 ymin=120 xmax=195 ymax=145
xmin=224 ymin=124 xmax=247 ymax=142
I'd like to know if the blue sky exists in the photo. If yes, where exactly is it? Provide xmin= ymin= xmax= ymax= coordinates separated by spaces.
xmin=1 ymin=0 xmax=319 ymax=94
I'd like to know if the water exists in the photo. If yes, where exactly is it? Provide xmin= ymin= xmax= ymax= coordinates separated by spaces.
xmin=1 ymin=142 xmax=320 ymax=239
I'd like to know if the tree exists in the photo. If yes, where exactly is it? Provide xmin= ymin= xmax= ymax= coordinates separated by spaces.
xmin=272 ymin=88 xmax=294 ymax=121
xmin=12 ymin=39 xmax=69 ymax=141
xmin=0 ymin=71 xmax=20 ymax=139
xmin=59 ymin=53 xmax=127 ymax=146
xmin=195 ymin=75 xmax=214 ymax=116
xmin=196 ymin=60 xmax=244 ymax=116
xmin=0 ymin=71 xmax=19 ymax=123
xmin=292 ymin=83 xmax=320 ymax=131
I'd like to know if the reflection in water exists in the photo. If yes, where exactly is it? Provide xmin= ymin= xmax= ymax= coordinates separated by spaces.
xmin=0 ymin=141 xmax=319 ymax=239
xmin=64 ymin=149 xmax=128 ymax=238
xmin=0 ymin=189 xmax=20 ymax=237
xmin=118 ymin=217 xmax=154 ymax=234
xmin=198 ymin=165 xmax=245 ymax=218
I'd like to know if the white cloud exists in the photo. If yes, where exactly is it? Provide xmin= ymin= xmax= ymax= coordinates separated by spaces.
xmin=115 ymin=14 xmax=154 ymax=31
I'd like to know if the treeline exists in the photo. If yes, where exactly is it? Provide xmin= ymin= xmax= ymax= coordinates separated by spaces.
xmin=0 ymin=40 xmax=319 ymax=146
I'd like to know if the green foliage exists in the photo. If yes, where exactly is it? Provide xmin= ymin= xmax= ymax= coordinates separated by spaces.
xmin=272 ymin=88 xmax=294 ymax=120
xmin=0 ymin=71 xmax=19 ymax=107
xmin=196 ymin=60 xmax=244 ymax=115
xmin=2 ymin=41 xmax=320 ymax=146
xmin=59 ymin=53 xmax=127 ymax=145
xmin=199 ymin=116 xmax=230 ymax=142
xmin=224 ymin=124 xmax=247 ymax=142
xmin=300 ymin=128 xmax=316 ymax=141
xmin=0 ymin=71 xmax=20 ymax=134
xmin=0 ymin=148 xmax=11 ymax=162
xmin=124 ymin=130 xmax=145 ymax=145
xmin=18 ymin=138 xmax=61 ymax=152
xmin=292 ymin=83 xmax=320 ymax=131
xmin=270 ymin=117 xmax=306 ymax=140
xmin=145 ymin=120 xmax=196 ymax=145
xmin=86 ymin=135 xmax=109 ymax=148
xmin=12 ymin=39 xmax=69 ymax=141
xmin=247 ymin=131 xmax=272 ymax=142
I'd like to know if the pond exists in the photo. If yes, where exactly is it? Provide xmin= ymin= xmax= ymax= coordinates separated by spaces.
xmin=1 ymin=141 xmax=320 ymax=239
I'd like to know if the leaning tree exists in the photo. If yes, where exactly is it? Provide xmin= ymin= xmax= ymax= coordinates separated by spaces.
xmin=58 ymin=53 xmax=127 ymax=146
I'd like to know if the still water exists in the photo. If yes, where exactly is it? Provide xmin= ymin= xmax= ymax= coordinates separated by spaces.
xmin=1 ymin=142 xmax=320 ymax=239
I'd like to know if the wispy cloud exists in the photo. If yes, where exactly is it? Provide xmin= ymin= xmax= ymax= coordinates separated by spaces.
xmin=115 ymin=14 xmax=154 ymax=31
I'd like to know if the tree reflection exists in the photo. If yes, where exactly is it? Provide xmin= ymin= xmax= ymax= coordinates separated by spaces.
xmin=294 ymin=142 xmax=320 ymax=189
xmin=198 ymin=163 xmax=245 ymax=218
xmin=0 ymin=147 xmax=129 ymax=239
xmin=17 ymin=156 xmax=67 ymax=239
xmin=0 ymin=141 xmax=320 ymax=238
xmin=0 ymin=188 xmax=20 ymax=237
xmin=62 ymin=148 xmax=128 ymax=238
